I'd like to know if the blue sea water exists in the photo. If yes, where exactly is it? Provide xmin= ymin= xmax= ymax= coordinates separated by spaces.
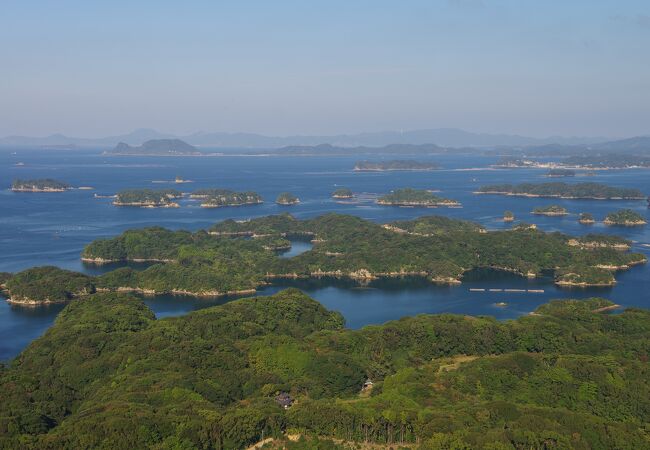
xmin=1 ymin=148 xmax=650 ymax=360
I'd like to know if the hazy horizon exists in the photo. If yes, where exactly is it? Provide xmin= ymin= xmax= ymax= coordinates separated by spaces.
xmin=2 ymin=1 xmax=650 ymax=138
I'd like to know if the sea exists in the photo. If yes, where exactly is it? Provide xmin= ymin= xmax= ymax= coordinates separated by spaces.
xmin=2 ymin=148 xmax=650 ymax=361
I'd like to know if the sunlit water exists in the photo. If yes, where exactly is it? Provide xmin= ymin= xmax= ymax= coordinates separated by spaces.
xmin=1 ymin=148 xmax=649 ymax=360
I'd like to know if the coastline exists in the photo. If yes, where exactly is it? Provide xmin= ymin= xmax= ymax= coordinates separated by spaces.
xmin=474 ymin=191 xmax=645 ymax=200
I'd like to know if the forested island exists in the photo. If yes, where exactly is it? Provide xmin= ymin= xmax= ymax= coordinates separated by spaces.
xmin=377 ymin=188 xmax=460 ymax=207
xmin=190 ymin=189 xmax=263 ymax=208
xmin=604 ymin=209 xmax=647 ymax=226
xmin=276 ymin=192 xmax=300 ymax=205
xmin=354 ymin=160 xmax=439 ymax=171
xmin=113 ymin=189 xmax=182 ymax=207
xmin=503 ymin=210 xmax=515 ymax=222
xmin=331 ymin=188 xmax=353 ymax=199
xmin=1 ymin=213 xmax=633 ymax=303
xmin=11 ymin=178 xmax=71 ymax=192
xmin=105 ymin=139 xmax=202 ymax=156
xmin=0 ymin=289 xmax=649 ymax=449
xmin=532 ymin=205 xmax=568 ymax=216
xmin=579 ymin=212 xmax=595 ymax=224
xmin=476 ymin=182 xmax=645 ymax=200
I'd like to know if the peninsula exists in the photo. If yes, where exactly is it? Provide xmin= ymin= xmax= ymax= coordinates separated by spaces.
xmin=190 ymin=189 xmax=263 ymax=208
xmin=604 ymin=209 xmax=647 ymax=226
xmin=1 ymin=290 xmax=648 ymax=449
xmin=354 ymin=160 xmax=439 ymax=171
xmin=532 ymin=205 xmax=569 ymax=216
xmin=113 ymin=189 xmax=182 ymax=207
xmin=476 ymin=182 xmax=645 ymax=200
xmin=276 ymin=192 xmax=300 ymax=205
xmin=377 ymin=188 xmax=460 ymax=207
xmin=11 ymin=178 xmax=71 ymax=192
xmin=105 ymin=139 xmax=202 ymax=156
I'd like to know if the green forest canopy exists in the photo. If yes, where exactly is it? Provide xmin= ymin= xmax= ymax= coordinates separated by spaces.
xmin=4 ymin=213 xmax=643 ymax=303
xmin=0 ymin=289 xmax=648 ymax=449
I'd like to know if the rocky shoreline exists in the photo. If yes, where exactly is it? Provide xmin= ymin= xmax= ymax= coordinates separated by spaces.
xmin=377 ymin=200 xmax=460 ymax=207
xmin=200 ymin=200 xmax=263 ymax=208
xmin=113 ymin=201 xmax=180 ymax=208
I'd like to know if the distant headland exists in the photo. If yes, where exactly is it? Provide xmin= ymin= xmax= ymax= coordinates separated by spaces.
xmin=105 ymin=139 xmax=201 ymax=156
xmin=475 ymin=182 xmax=645 ymax=200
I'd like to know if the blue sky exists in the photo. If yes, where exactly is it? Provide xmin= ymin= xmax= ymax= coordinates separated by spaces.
xmin=1 ymin=0 xmax=649 ymax=137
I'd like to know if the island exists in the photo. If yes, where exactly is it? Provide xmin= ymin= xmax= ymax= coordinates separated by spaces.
xmin=190 ymin=189 xmax=263 ymax=208
xmin=332 ymin=187 xmax=354 ymax=199
xmin=579 ymin=212 xmax=595 ymax=224
xmin=276 ymin=192 xmax=300 ymax=205
xmin=503 ymin=210 xmax=515 ymax=222
xmin=174 ymin=176 xmax=192 ymax=184
xmin=105 ymin=139 xmax=202 ymax=156
xmin=11 ymin=178 xmax=71 ymax=192
xmin=354 ymin=160 xmax=439 ymax=171
xmin=604 ymin=209 xmax=647 ymax=226
xmin=475 ymin=182 xmax=645 ymax=200
xmin=532 ymin=205 xmax=569 ymax=216
xmin=546 ymin=168 xmax=576 ymax=177
xmin=377 ymin=188 xmax=460 ymax=207
xmin=113 ymin=189 xmax=182 ymax=208
xmin=67 ymin=213 xmax=647 ymax=297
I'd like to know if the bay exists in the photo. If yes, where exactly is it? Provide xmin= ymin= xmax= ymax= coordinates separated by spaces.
xmin=1 ymin=148 xmax=649 ymax=360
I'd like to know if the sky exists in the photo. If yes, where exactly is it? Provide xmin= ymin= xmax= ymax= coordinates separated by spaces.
xmin=1 ymin=0 xmax=650 ymax=138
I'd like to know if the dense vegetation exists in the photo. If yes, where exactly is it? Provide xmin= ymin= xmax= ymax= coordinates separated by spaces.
xmin=331 ymin=188 xmax=353 ymax=199
xmin=276 ymin=192 xmax=300 ymax=205
xmin=3 ymin=267 xmax=95 ymax=304
xmin=604 ymin=209 xmax=647 ymax=226
xmin=11 ymin=179 xmax=71 ymax=192
xmin=354 ymin=160 xmax=438 ymax=171
xmin=571 ymin=234 xmax=631 ymax=249
xmin=477 ymin=182 xmax=645 ymax=200
xmin=64 ymin=213 xmax=649 ymax=297
xmin=0 ymin=290 xmax=648 ymax=448
xmin=388 ymin=215 xmax=484 ymax=234
xmin=377 ymin=188 xmax=459 ymax=206
xmin=114 ymin=189 xmax=182 ymax=207
xmin=532 ymin=205 xmax=568 ymax=216
xmin=503 ymin=210 xmax=514 ymax=221
xmin=191 ymin=189 xmax=263 ymax=207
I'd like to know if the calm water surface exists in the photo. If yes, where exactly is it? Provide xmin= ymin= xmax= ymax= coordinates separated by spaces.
xmin=1 ymin=149 xmax=649 ymax=360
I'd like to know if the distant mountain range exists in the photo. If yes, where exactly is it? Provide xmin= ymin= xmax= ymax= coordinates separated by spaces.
xmin=105 ymin=141 xmax=455 ymax=156
xmin=0 ymin=127 xmax=625 ymax=149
